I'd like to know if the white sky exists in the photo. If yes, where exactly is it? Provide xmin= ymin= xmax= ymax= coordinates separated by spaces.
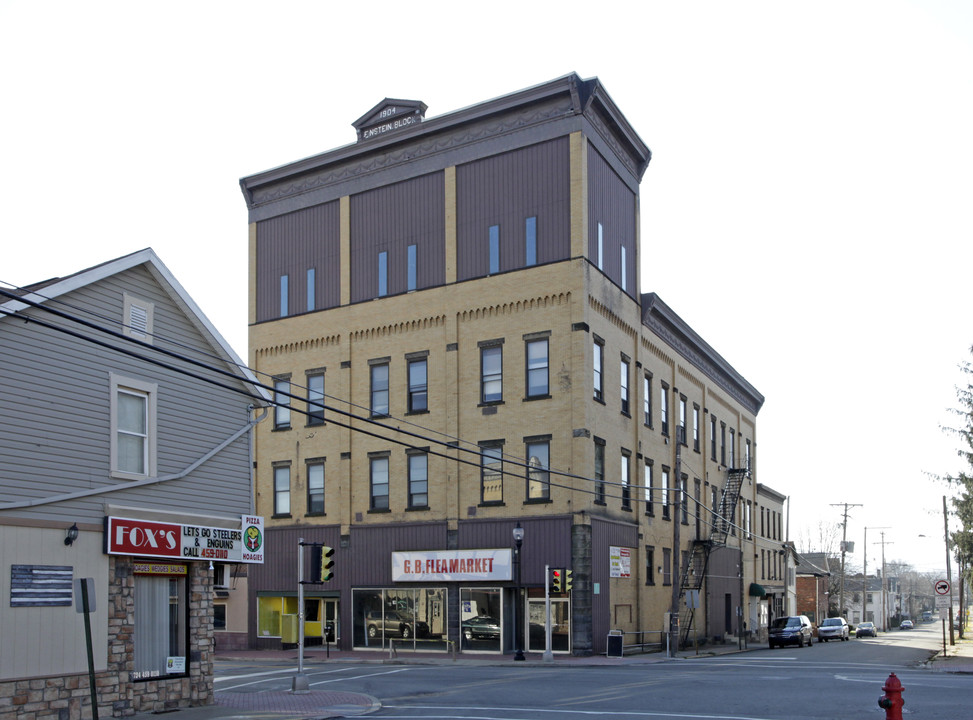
xmin=2 ymin=0 xmax=971 ymax=577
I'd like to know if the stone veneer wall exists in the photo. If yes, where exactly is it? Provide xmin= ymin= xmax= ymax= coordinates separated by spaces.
xmin=0 ymin=557 xmax=215 ymax=719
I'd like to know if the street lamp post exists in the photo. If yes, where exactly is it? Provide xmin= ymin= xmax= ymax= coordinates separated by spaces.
xmin=512 ymin=522 xmax=525 ymax=661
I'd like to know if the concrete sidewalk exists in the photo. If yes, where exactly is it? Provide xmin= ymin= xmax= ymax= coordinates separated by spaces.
xmin=128 ymin=635 xmax=973 ymax=720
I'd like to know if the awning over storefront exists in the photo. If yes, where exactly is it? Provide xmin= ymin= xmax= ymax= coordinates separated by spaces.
xmin=749 ymin=582 xmax=767 ymax=598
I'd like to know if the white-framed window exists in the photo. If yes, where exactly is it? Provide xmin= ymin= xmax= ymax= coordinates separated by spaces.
xmin=526 ymin=439 xmax=550 ymax=501
xmin=480 ymin=344 xmax=503 ymax=404
xmin=370 ymin=362 xmax=390 ymax=416
xmin=488 ymin=225 xmax=500 ymax=275
xmin=110 ymin=373 xmax=157 ymax=480
xmin=643 ymin=374 xmax=652 ymax=427
xmin=274 ymin=377 xmax=291 ymax=429
xmin=620 ymin=358 xmax=630 ymax=415
xmin=378 ymin=252 xmax=388 ymax=297
xmin=307 ymin=371 xmax=325 ymax=425
xmin=279 ymin=275 xmax=289 ymax=317
xmin=661 ymin=466 xmax=671 ymax=520
xmin=273 ymin=464 xmax=291 ymax=516
xmin=370 ymin=455 xmax=390 ymax=510
xmin=644 ymin=460 xmax=654 ymax=516
xmin=525 ymin=216 xmax=537 ymax=266
xmin=480 ymin=442 xmax=503 ymax=504
xmin=306 ymin=459 xmax=325 ymax=515
xmin=679 ymin=396 xmax=688 ymax=445
xmin=660 ymin=382 xmax=669 ymax=435
xmin=597 ymin=222 xmax=604 ymax=270
xmin=407 ymin=358 xmax=428 ymax=413
xmin=407 ymin=244 xmax=417 ymax=292
xmin=593 ymin=338 xmax=604 ymax=402
xmin=692 ymin=404 xmax=700 ymax=452
xmin=621 ymin=450 xmax=631 ymax=510
xmin=122 ymin=293 xmax=154 ymax=344
xmin=525 ymin=337 xmax=549 ymax=398
xmin=408 ymin=451 xmax=428 ymax=508
xmin=620 ymin=246 xmax=627 ymax=291
xmin=307 ymin=268 xmax=316 ymax=311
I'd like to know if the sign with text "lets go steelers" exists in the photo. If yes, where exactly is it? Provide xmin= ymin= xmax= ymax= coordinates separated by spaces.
xmin=105 ymin=516 xmax=264 ymax=563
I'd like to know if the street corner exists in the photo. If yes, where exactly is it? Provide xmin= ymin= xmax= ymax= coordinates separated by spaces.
xmin=214 ymin=690 xmax=381 ymax=718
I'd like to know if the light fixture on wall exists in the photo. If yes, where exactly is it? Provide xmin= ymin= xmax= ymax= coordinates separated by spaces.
xmin=64 ymin=523 xmax=79 ymax=546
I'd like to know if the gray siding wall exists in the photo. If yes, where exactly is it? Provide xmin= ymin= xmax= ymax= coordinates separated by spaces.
xmin=706 ymin=546 xmax=742 ymax=638
xmin=0 ymin=265 xmax=254 ymax=524
xmin=588 ymin=145 xmax=637 ymax=298
xmin=350 ymin=172 xmax=445 ymax=303
xmin=456 ymin=137 xmax=571 ymax=281
xmin=255 ymin=201 xmax=341 ymax=323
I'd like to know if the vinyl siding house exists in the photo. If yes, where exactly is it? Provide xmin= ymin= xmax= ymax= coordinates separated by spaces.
xmin=0 ymin=249 xmax=266 ymax=717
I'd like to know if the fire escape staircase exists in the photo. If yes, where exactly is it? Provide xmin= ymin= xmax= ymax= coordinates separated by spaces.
xmin=679 ymin=467 xmax=748 ymax=647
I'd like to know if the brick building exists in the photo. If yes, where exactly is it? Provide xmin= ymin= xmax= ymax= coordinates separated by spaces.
xmin=240 ymin=74 xmax=773 ymax=655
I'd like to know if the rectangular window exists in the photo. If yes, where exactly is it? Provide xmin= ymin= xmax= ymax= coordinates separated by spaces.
xmin=746 ymin=439 xmax=752 ymax=472
xmin=274 ymin=464 xmax=291 ymax=516
xmin=710 ymin=415 xmax=718 ymax=460
xmin=720 ymin=423 xmax=727 ymax=465
xmin=645 ymin=546 xmax=655 ymax=585
xmin=661 ymin=467 xmax=671 ymax=520
xmin=480 ymin=344 xmax=502 ymax=403
xmin=594 ymin=438 xmax=606 ymax=504
xmin=620 ymin=451 xmax=631 ymax=510
xmin=407 ymin=244 xmax=417 ymax=292
xmin=678 ymin=396 xmax=687 ymax=445
xmin=663 ymin=548 xmax=672 ymax=586
xmin=729 ymin=429 xmax=736 ymax=468
xmin=593 ymin=339 xmax=604 ymax=402
xmin=116 ymin=388 xmax=149 ymax=475
xmin=371 ymin=362 xmax=389 ymax=416
xmin=408 ymin=452 xmax=428 ymax=508
xmin=279 ymin=275 xmax=288 ymax=317
xmin=109 ymin=375 xmax=158 ymax=479
xmin=692 ymin=405 xmax=700 ymax=452
xmin=407 ymin=358 xmax=428 ymax=413
xmin=378 ymin=251 xmax=388 ymax=297
xmin=620 ymin=246 xmax=627 ymax=291
xmin=307 ymin=460 xmax=324 ymax=515
xmin=274 ymin=378 xmax=291 ymax=429
xmin=597 ymin=222 xmax=604 ymax=270
xmin=370 ymin=455 xmax=389 ymax=510
xmin=307 ymin=372 xmax=325 ymax=425
xmin=644 ymin=460 xmax=654 ymax=516
xmin=480 ymin=443 xmax=503 ymax=504
xmin=307 ymin=268 xmax=315 ymax=311
xmin=680 ymin=476 xmax=689 ymax=524
xmin=660 ymin=382 xmax=669 ymax=435
xmin=526 ymin=439 xmax=550 ymax=501
xmin=643 ymin=375 xmax=652 ymax=426
xmin=525 ymin=216 xmax=537 ymax=267
xmin=620 ymin=358 xmax=630 ymax=415
xmin=526 ymin=338 xmax=549 ymax=398
xmin=488 ymin=225 xmax=500 ymax=274
xmin=134 ymin=571 xmax=186 ymax=678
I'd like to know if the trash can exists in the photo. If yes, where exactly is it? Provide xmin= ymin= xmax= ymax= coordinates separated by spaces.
xmin=607 ymin=631 xmax=623 ymax=657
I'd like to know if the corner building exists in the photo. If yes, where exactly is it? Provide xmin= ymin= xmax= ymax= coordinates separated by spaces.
xmin=241 ymin=74 xmax=766 ymax=655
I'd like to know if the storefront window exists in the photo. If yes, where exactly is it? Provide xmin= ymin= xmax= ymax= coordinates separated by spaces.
xmin=353 ymin=588 xmax=446 ymax=651
xmin=460 ymin=588 xmax=502 ymax=653
xmin=133 ymin=570 xmax=187 ymax=679
xmin=526 ymin=595 xmax=571 ymax=653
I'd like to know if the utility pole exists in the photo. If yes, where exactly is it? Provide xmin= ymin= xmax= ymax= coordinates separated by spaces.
xmin=944 ymin=495 xmax=955 ymax=646
xmin=873 ymin=532 xmax=894 ymax=631
xmin=863 ymin=527 xmax=889 ymax=624
xmin=831 ymin=503 xmax=862 ymax=620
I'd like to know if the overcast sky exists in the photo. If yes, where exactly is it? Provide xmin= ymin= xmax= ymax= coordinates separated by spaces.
xmin=3 ymin=0 xmax=971 ymax=577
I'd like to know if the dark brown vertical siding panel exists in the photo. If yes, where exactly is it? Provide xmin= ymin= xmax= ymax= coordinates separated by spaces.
xmin=590 ymin=517 xmax=639 ymax=652
xmin=457 ymin=516 xmax=571 ymax=585
xmin=349 ymin=173 xmax=445 ymax=304
xmin=348 ymin=522 xmax=448 ymax=586
xmin=456 ymin=138 xmax=570 ymax=281
xmin=587 ymin=146 xmax=638 ymax=298
xmin=255 ymin=202 xmax=340 ymax=322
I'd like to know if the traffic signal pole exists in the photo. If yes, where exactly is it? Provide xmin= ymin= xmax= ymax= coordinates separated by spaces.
xmin=543 ymin=564 xmax=553 ymax=662
xmin=293 ymin=538 xmax=310 ymax=693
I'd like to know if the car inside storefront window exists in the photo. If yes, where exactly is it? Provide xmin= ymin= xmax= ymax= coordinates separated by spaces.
xmin=353 ymin=588 xmax=447 ymax=651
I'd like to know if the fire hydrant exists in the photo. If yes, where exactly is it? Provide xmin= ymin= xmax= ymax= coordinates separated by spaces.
xmin=877 ymin=672 xmax=904 ymax=720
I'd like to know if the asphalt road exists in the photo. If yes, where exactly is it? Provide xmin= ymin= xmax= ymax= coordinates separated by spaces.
xmin=216 ymin=623 xmax=968 ymax=719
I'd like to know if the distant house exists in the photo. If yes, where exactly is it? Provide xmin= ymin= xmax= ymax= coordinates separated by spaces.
xmin=0 ymin=249 xmax=266 ymax=717
xmin=796 ymin=552 xmax=830 ymax=624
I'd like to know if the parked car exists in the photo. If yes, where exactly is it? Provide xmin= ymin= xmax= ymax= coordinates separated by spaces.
xmin=462 ymin=616 xmax=500 ymax=641
xmin=817 ymin=617 xmax=850 ymax=642
xmin=900 ymin=619 xmax=914 ymax=630
xmin=769 ymin=615 xmax=813 ymax=648
xmin=856 ymin=621 xmax=877 ymax=637
xmin=366 ymin=611 xmax=429 ymax=639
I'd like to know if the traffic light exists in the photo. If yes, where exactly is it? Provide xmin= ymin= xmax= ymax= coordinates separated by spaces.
xmin=551 ymin=567 xmax=563 ymax=592
xmin=314 ymin=545 xmax=335 ymax=582
xmin=564 ymin=569 xmax=573 ymax=592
